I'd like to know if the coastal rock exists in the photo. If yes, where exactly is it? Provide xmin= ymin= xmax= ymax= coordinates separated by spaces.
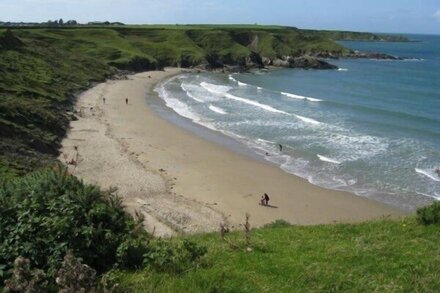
xmin=343 ymin=50 xmax=403 ymax=60
xmin=261 ymin=56 xmax=272 ymax=66
xmin=272 ymin=58 xmax=290 ymax=67
xmin=288 ymin=56 xmax=338 ymax=70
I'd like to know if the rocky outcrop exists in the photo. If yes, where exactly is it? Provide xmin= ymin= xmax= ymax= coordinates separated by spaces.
xmin=343 ymin=50 xmax=403 ymax=60
xmin=288 ymin=56 xmax=338 ymax=69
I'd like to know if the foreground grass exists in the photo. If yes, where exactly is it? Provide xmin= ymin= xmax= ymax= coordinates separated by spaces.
xmin=114 ymin=218 xmax=440 ymax=292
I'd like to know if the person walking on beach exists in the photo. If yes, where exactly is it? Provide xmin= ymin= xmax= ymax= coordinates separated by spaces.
xmin=125 ymin=98 xmax=128 ymax=105
xmin=103 ymin=97 xmax=105 ymax=104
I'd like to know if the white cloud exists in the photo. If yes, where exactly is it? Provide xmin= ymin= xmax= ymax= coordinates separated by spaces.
xmin=433 ymin=10 xmax=440 ymax=22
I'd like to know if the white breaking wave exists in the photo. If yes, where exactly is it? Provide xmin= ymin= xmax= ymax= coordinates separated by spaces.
xmin=338 ymin=68 xmax=349 ymax=72
xmin=237 ymin=81 xmax=247 ymax=87
xmin=415 ymin=168 xmax=440 ymax=182
xmin=294 ymin=114 xmax=321 ymax=125
xmin=317 ymin=154 xmax=341 ymax=164
xmin=224 ymin=93 xmax=289 ymax=115
xmin=158 ymin=86 xmax=202 ymax=122
xmin=281 ymin=91 xmax=323 ymax=102
xmin=181 ymin=84 xmax=203 ymax=103
xmin=209 ymin=105 xmax=227 ymax=115
xmin=200 ymin=81 xmax=231 ymax=95
xmin=257 ymin=86 xmax=263 ymax=90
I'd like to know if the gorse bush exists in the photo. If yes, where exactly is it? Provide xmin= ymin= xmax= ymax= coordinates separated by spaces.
xmin=0 ymin=168 xmax=140 ymax=283
xmin=417 ymin=201 xmax=440 ymax=225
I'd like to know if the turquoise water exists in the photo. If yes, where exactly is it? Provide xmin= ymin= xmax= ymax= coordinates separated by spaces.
xmin=156 ymin=34 xmax=440 ymax=210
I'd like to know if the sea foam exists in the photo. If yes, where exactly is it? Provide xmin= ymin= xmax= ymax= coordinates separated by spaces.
xmin=317 ymin=154 xmax=342 ymax=164
xmin=224 ymin=93 xmax=289 ymax=115
xmin=294 ymin=114 xmax=321 ymax=125
xmin=209 ymin=105 xmax=227 ymax=114
xmin=281 ymin=91 xmax=323 ymax=102
xmin=415 ymin=168 xmax=440 ymax=182
xmin=200 ymin=81 xmax=231 ymax=95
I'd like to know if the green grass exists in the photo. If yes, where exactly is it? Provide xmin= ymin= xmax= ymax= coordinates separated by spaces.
xmin=113 ymin=218 xmax=440 ymax=292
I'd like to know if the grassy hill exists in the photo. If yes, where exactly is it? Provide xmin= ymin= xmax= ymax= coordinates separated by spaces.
xmin=113 ymin=218 xmax=440 ymax=292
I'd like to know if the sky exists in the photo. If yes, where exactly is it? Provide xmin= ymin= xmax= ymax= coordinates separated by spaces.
xmin=0 ymin=0 xmax=439 ymax=34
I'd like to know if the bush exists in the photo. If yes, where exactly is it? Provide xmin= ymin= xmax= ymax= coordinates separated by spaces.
xmin=417 ymin=201 xmax=440 ymax=225
xmin=0 ymin=168 xmax=140 ymax=283
xmin=116 ymin=237 xmax=150 ymax=269
xmin=143 ymin=239 xmax=207 ymax=274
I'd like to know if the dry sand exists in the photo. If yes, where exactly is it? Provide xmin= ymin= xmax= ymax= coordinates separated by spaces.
xmin=60 ymin=68 xmax=406 ymax=237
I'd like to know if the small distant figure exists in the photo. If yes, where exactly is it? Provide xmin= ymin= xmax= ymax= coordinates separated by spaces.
xmin=260 ymin=195 xmax=266 ymax=206
xmin=148 ymin=75 xmax=151 ymax=79
xmin=265 ymin=152 xmax=269 ymax=156
xmin=103 ymin=97 xmax=106 ymax=104
xmin=436 ymin=168 xmax=440 ymax=178
xmin=125 ymin=98 xmax=128 ymax=105
xmin=279 ymin=144 xmax=283 ymax=152
xmin=264 ymin=193 xmax=270 ymax=206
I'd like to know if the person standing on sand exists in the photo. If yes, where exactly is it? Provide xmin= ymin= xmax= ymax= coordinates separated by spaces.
xmin=264 ymin=193 xmax=270 ymax=206
xmin=125 ymin=98 xmax=128 ymax=105
xmin=103 ymin=97 xmax=105 ymax=104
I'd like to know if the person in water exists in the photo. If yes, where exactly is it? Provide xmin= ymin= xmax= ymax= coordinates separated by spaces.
xmin=279 ymin=144 xmax=283 ymax=152
xmin=436 ymin=168 xmax=440 ymax=177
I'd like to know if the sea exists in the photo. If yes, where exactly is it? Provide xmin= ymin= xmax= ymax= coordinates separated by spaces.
xmin=154 ymin=34 xmax=440 ymax=211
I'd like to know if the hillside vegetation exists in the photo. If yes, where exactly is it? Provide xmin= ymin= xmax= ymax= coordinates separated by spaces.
xmin=113 ymin=218 xmax=440 ymax=292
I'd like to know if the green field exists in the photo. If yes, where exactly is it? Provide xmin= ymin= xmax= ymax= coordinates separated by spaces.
xmin=113 ymin=218 xmax=440 ymax=292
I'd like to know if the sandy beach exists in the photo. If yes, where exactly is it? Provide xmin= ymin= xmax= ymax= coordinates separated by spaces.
xmin=60 ymin=68 xmax=406 ymax=237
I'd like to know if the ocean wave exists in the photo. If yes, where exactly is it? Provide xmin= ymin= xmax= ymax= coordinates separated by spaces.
xmin=181 ymin=83 xmax=204 ymax=103
xmin=403 ymin=58 xmax=425 ymax=62
xmin=158 ymin=85 xmax=202 ymax=123
xmin=317 ymin=154 xmax=341 ymax=164
xmin=415 ymin=168 xmax=440 ymax=182
xmin=200 ymin=81 xmax=231 ymax=95
xmin=281 ymin=91 xmax=323 ymax=102
xmin=293 ymin=114 xmax=321 ymax=125
xmin=257 ymin=86 xmax=263 ymax=90
xmin=208 ymin=105 xmax=227 ymax=115
xmin=224 ymin=93 xmax=289 ymax=115
xmin=237 ymin=81 xmax=247 ymax=86
xmin=338 ymin=68 xmax=349 ymax=71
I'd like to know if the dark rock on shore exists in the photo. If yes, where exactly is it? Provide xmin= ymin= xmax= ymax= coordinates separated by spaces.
xmin=288 ymin=56 xmax=338 ymax=69
xmin=343 ymin=50 xmax=403 ymax=60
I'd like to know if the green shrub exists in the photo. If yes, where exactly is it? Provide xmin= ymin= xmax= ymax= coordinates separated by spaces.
xmin=0 ymin=168 xmax=139 ymax=282
xmin=143 ymin=239 xmax=207 ymax=274
xmin=116 ymin=237 xmax=150 ymax=269
xmin=417 ymin=201 xmax=440 ymax=225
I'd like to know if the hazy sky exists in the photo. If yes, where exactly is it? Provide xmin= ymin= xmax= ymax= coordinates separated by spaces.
xmin=1 ymin=0 xmax=439 ymax=34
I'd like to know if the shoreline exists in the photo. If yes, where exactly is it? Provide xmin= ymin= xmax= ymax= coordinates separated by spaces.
xmin=60 ymin=68 xmax=406 ymax=237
